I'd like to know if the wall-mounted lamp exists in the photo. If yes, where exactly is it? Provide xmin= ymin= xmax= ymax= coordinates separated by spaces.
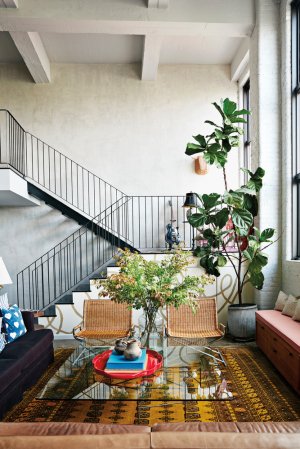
xmin=183 ymin=192 xmax=198 ymax=209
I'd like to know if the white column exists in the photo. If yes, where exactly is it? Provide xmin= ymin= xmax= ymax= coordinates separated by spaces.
xmin=250 ymin=0 xmax=282 ymax=309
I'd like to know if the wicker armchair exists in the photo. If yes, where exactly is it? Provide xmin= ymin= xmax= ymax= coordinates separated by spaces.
xmin=165 ymin=297 xmax=226 ymax=365
xmin=72 ymin=299 xmax=132 ymax=364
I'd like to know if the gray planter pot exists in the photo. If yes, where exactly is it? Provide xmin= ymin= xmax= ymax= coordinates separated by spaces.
xmin=227 ymin=303 xmax=258 ymax=341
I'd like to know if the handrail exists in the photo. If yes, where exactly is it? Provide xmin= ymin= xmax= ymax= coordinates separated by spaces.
xmin=16 ymin=196 xmax=133 ymax=311
xmin=0 ymin=109 xmax=126 ymax=218
xmin=16 ymin=194 xmax=194 ymax=311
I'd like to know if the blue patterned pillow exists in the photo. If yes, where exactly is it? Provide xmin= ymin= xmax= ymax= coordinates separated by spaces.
xmin=0 ymin=333 xmax=6 ymax=353
xmin=1 ymin=304 xmax=27 ymax=343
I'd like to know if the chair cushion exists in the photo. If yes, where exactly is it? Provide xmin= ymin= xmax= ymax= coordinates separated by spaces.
xmin=0 ymin=329 xmax=53 ymax=370
xmin=0 ymin=359 xmax=22 ymax=394
xmin=256 ymin=310 xmax=300 ymax=351
xmin=1 ymin=304 xmax=27 ymax=343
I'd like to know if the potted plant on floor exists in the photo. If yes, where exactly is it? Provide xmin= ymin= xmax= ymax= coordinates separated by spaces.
xmin=185 ymin=98 xmax=276 ymax=340
xmin=101 ymin=248 xmax=214 ymax=348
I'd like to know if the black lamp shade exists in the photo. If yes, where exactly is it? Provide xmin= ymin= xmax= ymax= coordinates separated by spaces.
xmin=183 ymin=192 xmax=197 ymax=208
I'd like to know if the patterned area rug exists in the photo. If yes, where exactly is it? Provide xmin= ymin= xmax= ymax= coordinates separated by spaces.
xmin=3 ymin=347 xmax=300 ymax=424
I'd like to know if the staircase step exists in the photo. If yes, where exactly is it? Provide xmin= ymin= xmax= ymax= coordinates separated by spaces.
xmin=73 ymin=283 xmax=91 ymax=292
xmin=42 ymin=305 xmax=57 ymax=317
xmin=55 ymin=294 xmax=74 ymax=305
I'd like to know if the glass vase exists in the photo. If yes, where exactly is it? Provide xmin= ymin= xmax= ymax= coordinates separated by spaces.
xmin=138 ymin=308 xmax=163 ymax=351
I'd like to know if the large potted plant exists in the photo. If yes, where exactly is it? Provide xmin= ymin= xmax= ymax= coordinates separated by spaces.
xmin=185 ymin=98 xmax=276 ymax=340
xmin=101 ymin=249 xmax=214 ymax=347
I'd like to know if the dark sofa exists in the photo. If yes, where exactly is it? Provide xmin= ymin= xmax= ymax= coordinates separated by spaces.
xmin=0 ymin=311 xmax=54 ymax=419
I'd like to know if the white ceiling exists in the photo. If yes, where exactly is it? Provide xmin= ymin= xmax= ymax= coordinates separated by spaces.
xmin=0 ymin=0 xmax=254 ymax=81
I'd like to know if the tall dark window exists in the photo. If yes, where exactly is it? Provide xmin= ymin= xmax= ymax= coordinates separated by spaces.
xmin=292 ymin=1 xmax=300 ymax=259
xmin=243 ymin=80 xmax=251 ymax=183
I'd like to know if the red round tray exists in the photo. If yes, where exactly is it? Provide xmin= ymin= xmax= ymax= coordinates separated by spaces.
xmin=92 ymin=349 xmax=163 ymax=379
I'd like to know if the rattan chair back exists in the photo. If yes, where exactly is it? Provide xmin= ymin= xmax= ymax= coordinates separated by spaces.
xmin=167 ymin=297 xmax=219 ymax=338
xmin=83 ymin=299 xmax=132 ymax=334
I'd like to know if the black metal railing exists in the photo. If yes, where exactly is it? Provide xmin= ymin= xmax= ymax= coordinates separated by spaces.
xmin=16 ymin=196 xmax=133 ymax=311
xmin=0 ymin=110 xmax=125 ymax=218
xmin=17 ymin=195 xmax=194 ymax=311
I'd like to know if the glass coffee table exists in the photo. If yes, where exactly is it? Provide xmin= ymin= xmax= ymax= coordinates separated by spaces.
xmin=37 ymin=345 xmax=233 ymax=416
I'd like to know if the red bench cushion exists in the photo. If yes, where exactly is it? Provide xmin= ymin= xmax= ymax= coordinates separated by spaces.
xmin=256 ymin=310 xmax=300 ymax=351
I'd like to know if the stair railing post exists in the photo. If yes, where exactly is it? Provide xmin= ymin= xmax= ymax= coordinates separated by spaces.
xmin=0 ymin=111 xmax=10 ymax=166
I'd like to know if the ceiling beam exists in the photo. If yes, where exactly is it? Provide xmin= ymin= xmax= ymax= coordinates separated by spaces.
xmin=147 ymin=0 xmax=169 ymax=8
xmin=231 ymin=37 xmax=249 ymax=82
xmin=0 ymin=0 xmax=255 ymax=37
xmin=141 ymin=35 xmax=162 ymax=81
xmin=9 ymin=31 xmax=51 ymax=83
xmin=0 ymin=0 xmax=18 ymax=8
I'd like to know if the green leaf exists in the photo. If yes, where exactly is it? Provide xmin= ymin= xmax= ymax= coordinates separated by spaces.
xmin=223 ymin=98 xmax=237 ymax=116
xmin=244 ymin=194 xmax=258 ymax=217
xmin=203 ymin=152 xmax=216 ymax=165
xmin=217 ymin=255 xmax=227 ymax=267
xmin=193 ymin=134 xmax=206 ymax=147
xmin=260 ymin=228 xmax=275 ymax=242
xmin=224 ymin=191 xmax=243 ymax=208
xmin=202 ymin=193 xmax=221 ymax=209
xmin=214 ymin=129 xmax=226 ymax=140
xmin=229 ymin=117 xmax=247 ymax=124
xmin=235 ymin=186 xmax=257 ymax=196
xmin=212 ymin=102 xmax=225 ymax=119
xmin=243 ymin=247 xmax=255 ymax=261
xmin=215 ymin=151 xmax=227 ymax=168
xmin=249 ymin=254 xmax=268 ymax=274
xmin=232 ymin=208 xmax=253 ymax=230
xmin=249 ymin=271 xmax=264 ymax=290
xmin=200 ymin=255 xmax=220 ymax=277
xmin=232 ymin=109 xmax=251 ymax=116
xmin=185 ymin=143 xmax=202 ymax=156
xmin=223 ymin=138 xmax=231 ymax=152
xmin=203 ymin=229 xmax=214 ymax=239
xmin=188 ymin=213 xmax=206 ymax=228
xmin=214 ymin=208 xmax=230 ymax=228
xmin=205 ymin=120 xmax=222 ymax=128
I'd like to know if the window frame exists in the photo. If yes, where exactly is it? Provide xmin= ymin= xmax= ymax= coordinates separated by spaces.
xmin=291 ymin=0 xmax=300 ymax=259
xmin=242 ymin=79 xmax=251 ymax=184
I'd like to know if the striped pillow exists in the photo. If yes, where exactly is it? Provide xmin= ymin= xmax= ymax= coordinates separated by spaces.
xmin=0 ymin=333 xmax=6 ymax=354
xmin=0 ymin=293 xmax=9 ymax=309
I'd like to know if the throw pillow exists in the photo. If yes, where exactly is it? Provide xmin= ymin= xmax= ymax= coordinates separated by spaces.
xmin=282 ymin=295 xmax=298 ymax=317
xmin=0 ymin=333 xmax=6 ymax=354
xmin=0 ymin=293 xmax=9 ymax=309
xmin=1 ymin=304 xmax=27 ymax=343
xmin=274 ymin=290 xmax=288 ymax=311
xmin=292 ymin=299 xmax=300 ymax=322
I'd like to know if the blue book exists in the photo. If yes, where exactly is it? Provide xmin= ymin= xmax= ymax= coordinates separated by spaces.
xmin=106 ymin=348 xmax=147 ymax=370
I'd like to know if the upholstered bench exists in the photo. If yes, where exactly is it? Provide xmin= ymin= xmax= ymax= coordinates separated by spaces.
xmin=256 ymin=310 xmax=300 ymax=394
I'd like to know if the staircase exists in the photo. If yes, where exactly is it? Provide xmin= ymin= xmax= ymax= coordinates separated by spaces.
xmin=0 ymin=109 xmax=193 ymax=318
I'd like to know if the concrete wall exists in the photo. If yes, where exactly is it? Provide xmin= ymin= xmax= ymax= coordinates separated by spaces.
xmin=0 ymin=62 xmax=239 ymax=296
xmin=0 ymin=63 xmax=238 ymax=196
xmin=249 ymin=0 xmax=282 ymax=308
xmin=281 ymin=0 xmax=300 ymax=296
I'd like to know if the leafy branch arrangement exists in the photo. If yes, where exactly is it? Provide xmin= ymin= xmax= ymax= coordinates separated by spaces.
xmin=185 ymin=98 xmax=276 ymax=304
xmin=101 ymin=249 xmax=214 ymax=346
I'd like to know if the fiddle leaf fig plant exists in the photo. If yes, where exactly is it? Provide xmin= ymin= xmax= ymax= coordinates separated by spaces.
xmin=185 ymin=98 xmax=276 ymax=305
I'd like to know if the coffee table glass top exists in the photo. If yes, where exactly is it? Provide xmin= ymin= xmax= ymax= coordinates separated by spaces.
xmin=37 ymin=345 xmax=232 ymax=401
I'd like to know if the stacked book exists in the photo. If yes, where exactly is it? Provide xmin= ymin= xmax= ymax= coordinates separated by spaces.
xmin=105 ymin=349 xmax=148 ymax=373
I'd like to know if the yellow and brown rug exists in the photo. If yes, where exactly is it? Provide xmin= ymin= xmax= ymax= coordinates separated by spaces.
xmin=3 ymin=347 xmax=300 ymax=424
